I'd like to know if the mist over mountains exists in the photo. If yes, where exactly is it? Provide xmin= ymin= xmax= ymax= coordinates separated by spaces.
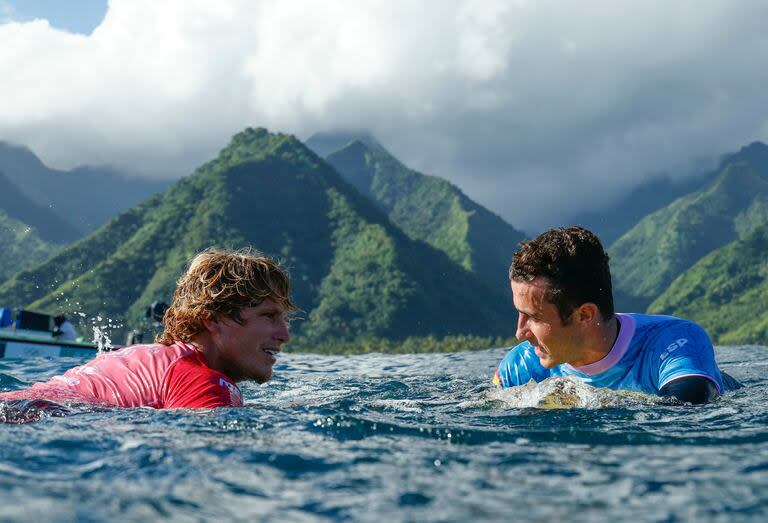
xmin=0 ymin=141 xmax=170 ymax=236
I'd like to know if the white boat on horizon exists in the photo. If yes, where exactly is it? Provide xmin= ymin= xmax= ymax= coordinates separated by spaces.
xmin=0 ymin=308 xmax=99 ymax=359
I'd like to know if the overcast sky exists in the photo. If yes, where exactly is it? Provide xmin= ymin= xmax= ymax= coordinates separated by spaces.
xmin=2 ymin=0 xmax=768 ymax=232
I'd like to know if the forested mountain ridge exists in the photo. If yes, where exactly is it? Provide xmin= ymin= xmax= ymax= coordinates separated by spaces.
xmin=321 ymin=137 xmax=527 ymax=295
xmin=572 ymin=141 xmax=768 ymax=245
xmin=648 ymin=223 xmax=768 ymax=344
xmin=0 ymin=128 xmax=516 ymax=344
xmin=0 ymin=171 xmax=65 ymax=282
xmin=609 ymin=141 xmax=768 ymax=313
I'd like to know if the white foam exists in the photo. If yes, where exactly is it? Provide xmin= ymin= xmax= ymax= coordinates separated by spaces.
xmin=488 ymin=376 xmax=665 ymax=409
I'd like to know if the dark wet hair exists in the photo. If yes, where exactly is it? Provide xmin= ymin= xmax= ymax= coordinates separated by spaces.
xmin=509 ymin=226 xmax=614 ymax=321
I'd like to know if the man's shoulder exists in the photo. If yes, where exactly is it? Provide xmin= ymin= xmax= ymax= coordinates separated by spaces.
xmin=163 ymin=351 xmax=243 ymax=407
xmin=625 ymin=313 xmax=708 ymax=342
xmin=623 ymin=313 xmax=714 ymax=364
xmin=113 ymin=341 xmax=195 ymax=361
xmin=84 ymin=342 xmax=199 ymax=383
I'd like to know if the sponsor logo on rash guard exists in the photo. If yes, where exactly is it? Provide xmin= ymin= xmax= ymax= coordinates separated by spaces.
xmin=660 ymin=338 xmax=688 ymax=361
xmin=219 ymin=378 xmax=242 ymax=401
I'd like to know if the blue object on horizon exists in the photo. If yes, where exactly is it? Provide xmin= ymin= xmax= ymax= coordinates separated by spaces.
xmin=0 ymin=308 xmax=13 ymax=328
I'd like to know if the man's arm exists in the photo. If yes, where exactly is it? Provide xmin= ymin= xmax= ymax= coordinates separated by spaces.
xmin=656 ymin=321 xmax=724 ymax=404
xmin=660 ymin=375 xmax=719 ymax=404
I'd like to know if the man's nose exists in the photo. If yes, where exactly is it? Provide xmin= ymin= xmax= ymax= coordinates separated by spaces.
xmin=516 ymin=313 xmax=529 ymax=340
xmin=276 ymin=319 xmax=291 ymax=343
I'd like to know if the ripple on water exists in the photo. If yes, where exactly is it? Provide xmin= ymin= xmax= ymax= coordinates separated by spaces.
xmin=0 ymin=346 xmax=766 ymax=522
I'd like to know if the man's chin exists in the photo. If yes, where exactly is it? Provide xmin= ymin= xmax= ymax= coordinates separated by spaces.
xmin=534 ymin=347 xmax=554 ymax=368
xmin=536 ymin=355 xmax=557 ymax=369
xmin=253 ymin=370 xmax=273 ymax=384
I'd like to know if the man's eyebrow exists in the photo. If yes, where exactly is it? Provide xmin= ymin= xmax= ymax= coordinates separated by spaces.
xmin=515 ymin=307 xmax=537 ymax=318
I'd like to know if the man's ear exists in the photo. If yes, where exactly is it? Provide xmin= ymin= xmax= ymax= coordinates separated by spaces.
xmin=201 ymin=316 xmax=221 ymax=335
xmin=574 ymin=303 xmax=598 ymax=325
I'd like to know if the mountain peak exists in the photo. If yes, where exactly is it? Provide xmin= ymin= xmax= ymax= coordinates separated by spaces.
xmin=0 ymin=141 xmax=47 ymax=172
xmin=305 ymin=130 xmax=382 ymax=158
xmin=212 ymin=127 xmax=321 ymax=172
xmin=722 ymin=140 xmax=768 ymax=178
xmin=225 ymin=127 xmax=295 ymax=156
xmin=739 ymin=140 xmax=768 ymax=154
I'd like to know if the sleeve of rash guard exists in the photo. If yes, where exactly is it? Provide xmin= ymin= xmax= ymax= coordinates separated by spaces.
xmin=494 ymin=343 xmax=547 ymax=388
xmin=656 ymin=322 xmax=723 ymax=394
xmin=162 ymin=357 xmax=244 ymax=409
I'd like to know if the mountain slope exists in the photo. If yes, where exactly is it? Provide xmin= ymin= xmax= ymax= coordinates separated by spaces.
xmin=0 ymin=170 xmax=81 ymax=242
xmin=0 ymin=171 xmax=66 ymax=282
xmin=571 ymin=174 xmax=712 ymax=245
xmin=0 ymin=141 xmax=171 ymax=235
xmin=648 ymin=224 xmax=768 ymax=344
xmin=0 ymin=210 xmax=59 ymax=283
xmin=322 ymin=137 xmax=527 ymax=293
xmin=572 ymin=142 xmax=768 ymax=245
xmin=609 ymin=142 xmax=768 ymax=312
xmin=0 ymin=128 xmax=516 ymax=344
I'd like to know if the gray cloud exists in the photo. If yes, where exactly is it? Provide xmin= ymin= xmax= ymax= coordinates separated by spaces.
xmin=1 ymin=0 xmax=767 ymax=232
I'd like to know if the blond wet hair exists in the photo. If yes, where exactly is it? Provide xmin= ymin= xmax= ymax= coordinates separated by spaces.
xmin=157 ymin=248 xmax=295 ymax=345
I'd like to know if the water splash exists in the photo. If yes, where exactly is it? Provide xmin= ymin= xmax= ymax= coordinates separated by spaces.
xmin=91 ymin=324 xmax=114 ymax=354
xmin=87 ymin=314 xmax=124 ymax=353
xmin=488 ymin=376 xmax=668 ymax=409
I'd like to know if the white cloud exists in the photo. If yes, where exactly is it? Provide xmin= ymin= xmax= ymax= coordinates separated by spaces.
xmin=1 ymin=0 xmax=767 ymax=231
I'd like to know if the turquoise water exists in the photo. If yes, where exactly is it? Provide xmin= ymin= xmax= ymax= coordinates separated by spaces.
xmin=1 ymin=346 xmax=766 ymax=522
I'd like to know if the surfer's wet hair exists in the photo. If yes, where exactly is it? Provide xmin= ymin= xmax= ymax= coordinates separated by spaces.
xmin=509 ymin=226 xmax=614 ymax=322
xmin=156 ymin=248 xmax=295 ymax=345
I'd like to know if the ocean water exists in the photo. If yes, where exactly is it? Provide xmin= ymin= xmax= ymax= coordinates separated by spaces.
xmin=0 ymin=345 xmax=766 ymax=522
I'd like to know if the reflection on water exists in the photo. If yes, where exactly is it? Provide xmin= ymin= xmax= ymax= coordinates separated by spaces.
xmin=0 ymin=346 xmax=766 ymax=522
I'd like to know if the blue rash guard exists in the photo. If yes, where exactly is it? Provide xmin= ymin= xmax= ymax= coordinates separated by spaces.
xmin=493 ymin=314 xmax=733 ymax=395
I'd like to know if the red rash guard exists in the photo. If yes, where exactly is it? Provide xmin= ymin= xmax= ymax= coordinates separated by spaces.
xmin=0 ymin=342 xmax=243 ymax=409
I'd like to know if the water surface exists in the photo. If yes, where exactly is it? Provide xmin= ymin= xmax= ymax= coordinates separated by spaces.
xmin=1 ymin=346 xmax=766 ymax=522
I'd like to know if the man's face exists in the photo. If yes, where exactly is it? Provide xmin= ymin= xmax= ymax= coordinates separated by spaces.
xmin=208 ymin=299 xmax=291 ymax=383
xmin=511 ymin=277 xmax=583 ymax=369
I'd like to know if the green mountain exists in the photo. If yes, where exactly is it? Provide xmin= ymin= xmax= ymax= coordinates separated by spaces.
xmin=0 ymin=170 xmax=81 ymax=242
xmin=571 ymin=173 xmax=712 ymax=246
xmin=316 ymin=135 xmax=527 ymax=294
xmin=0 ymin=211 xmax=59 ymax=283
xmin=648 ymin=224 xmax=768 ymax=344
xmin=0 ymin=171 xmax=65 ymax=282
xmin=0 ymin=128 xmax=516 ymax=344
xmin=0 ymin=141 xmax=170 ymax=236
xmin=609 ymin=142 xmax=768 ymax=312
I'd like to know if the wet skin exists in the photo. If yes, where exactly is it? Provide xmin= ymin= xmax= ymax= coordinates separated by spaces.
xmin=511 ymin=277 xmax=616 ymax=369
xmin=201 ymin=299 xmax=291 ymax=383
